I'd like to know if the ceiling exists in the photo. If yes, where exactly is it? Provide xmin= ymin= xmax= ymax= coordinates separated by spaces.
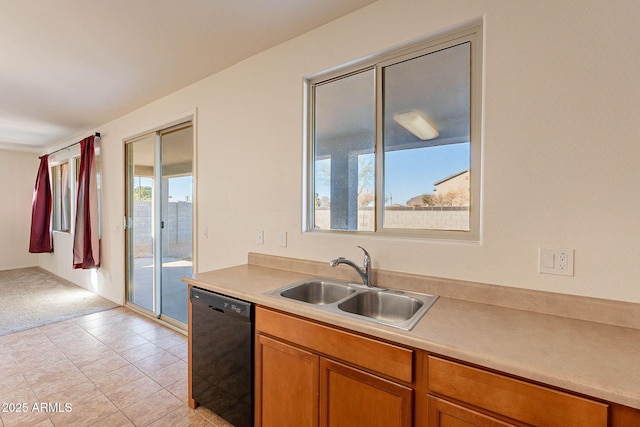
xmin=0 ymin=0 xmax=377 ymax=152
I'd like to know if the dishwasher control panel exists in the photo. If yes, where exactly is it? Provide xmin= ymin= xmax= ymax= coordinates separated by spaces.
xmin=190 ymin=287 xmax=252 ymax=318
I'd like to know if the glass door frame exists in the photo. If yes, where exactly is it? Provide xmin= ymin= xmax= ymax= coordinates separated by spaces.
xmin=124 ymin=115 xmax=196 ymax=331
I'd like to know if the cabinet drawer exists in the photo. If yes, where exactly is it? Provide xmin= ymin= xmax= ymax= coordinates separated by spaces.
xmin=428 ymin=356 xmax=608 ymax=427
xmin=256 ymin=306 xmax=413 ymax=383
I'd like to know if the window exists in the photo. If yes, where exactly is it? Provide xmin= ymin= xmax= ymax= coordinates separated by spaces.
xmin=306 ymin=24 xmax=482 ymax=240
xmin=52 ymin=162 xmax=70 ymax=232
xmin=48 ymin=138 xmax=101 ymax=237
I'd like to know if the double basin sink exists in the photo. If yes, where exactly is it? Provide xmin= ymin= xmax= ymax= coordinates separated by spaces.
xmin=267 ymin=278 xmax=438 ymax=330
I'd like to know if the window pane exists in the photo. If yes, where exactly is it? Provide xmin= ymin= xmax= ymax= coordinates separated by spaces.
xmin=313 ymin=69 xmax=375 ymax=231
xmin=383 ymin=42 xmax=471 ymax=231
xmin=52 ymin=163 xmax=70 ymax=232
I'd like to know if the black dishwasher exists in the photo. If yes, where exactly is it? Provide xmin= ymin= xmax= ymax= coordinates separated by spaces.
xmin=190 ymin=287 xmax=254 ymax=427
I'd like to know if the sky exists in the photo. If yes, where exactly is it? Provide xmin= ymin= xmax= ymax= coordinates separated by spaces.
xmin=134 ymin=176 xmax=193 ymax=202
xmin=385 ymin=142 xmax=469 ymax=204
xmin=168 ymin=176 xmax=193 ymax=202
xmin=315 ymin=142 xmax=469 ymax=206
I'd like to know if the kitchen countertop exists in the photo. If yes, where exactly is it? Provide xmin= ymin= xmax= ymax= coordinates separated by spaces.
xmin=184 ymin=262 xmax=640 ymax=410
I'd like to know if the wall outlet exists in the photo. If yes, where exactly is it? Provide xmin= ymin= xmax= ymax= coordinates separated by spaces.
xmin=538 ymin=248 xmax=574 ymax=276
xmin=256 ymin=230 xmax=264 ymax=245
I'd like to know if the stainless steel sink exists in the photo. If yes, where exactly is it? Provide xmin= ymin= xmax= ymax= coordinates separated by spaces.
xmin=338 ymin=290 xmax=424 ymax=322
xmin=279 ymin=280 xmax=356 ymax=305
xmin=266 ymin=278 xmax=438 ymax=330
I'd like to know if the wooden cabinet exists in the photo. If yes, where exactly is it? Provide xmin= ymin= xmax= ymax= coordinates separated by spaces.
xmin=256 ymin=335 xmax=319 ymax=427
xmin=255 ymin=307 xmax=414 ymax=427
xmin=427 ymin=395 xmax=518 ymax=427
xmin=320 ymin=358 xmax=412 ymax=427
xmin=253 ymin=306 xmax=640 ymax=427
xmin=427 ymin=356 xmax=608 ymax=427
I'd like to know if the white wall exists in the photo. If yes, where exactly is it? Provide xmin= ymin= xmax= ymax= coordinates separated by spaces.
xmin=41 ymin=0 xmax=640 ymax=305
xmin=0 ymin=149 xmax=40 ymax=270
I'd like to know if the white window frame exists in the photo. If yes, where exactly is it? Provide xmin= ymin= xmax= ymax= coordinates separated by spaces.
xmin=303 ymin=23 xmax=483 ymax=241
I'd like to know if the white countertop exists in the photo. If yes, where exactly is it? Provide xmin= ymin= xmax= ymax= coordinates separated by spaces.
xmin=184 ymin=263 xmax=640 ymax=410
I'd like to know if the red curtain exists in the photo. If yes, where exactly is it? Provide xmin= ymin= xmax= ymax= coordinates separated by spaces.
xmin=73 ymin=136 xmax=100 ymax=269
xmin=29 ymin=155 xmax=53 ymax=253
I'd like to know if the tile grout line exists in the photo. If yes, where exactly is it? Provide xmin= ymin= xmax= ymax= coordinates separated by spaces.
xmin=66 ymin=312 xmax=175 ymax=426
xmin=1 ymin=308 xmax=219 ymax=427
xmin=38 ymin=318 xmax=127 ymax=427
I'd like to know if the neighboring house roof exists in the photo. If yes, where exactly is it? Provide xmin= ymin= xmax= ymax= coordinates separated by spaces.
xmin=406 ymin=169 xmax=470 ymax=207
xmin=433 ymin=169 xmax=469 ymax=186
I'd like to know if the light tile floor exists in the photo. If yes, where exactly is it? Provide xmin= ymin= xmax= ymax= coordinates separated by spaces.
xmin=0 ymin=307 xmax=233 ymax=426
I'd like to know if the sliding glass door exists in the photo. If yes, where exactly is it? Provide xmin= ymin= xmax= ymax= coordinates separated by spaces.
xmin=125 ymin=133 xmax=155 ymax=313
xmin=158 ymin=125 xmax=193 ymax=324
xmin=125 ymin=122 xmax=194 ymax=328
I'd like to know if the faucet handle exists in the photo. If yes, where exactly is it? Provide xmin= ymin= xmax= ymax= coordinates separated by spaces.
xmin=357 ymin=246 xmax=370 ymax=266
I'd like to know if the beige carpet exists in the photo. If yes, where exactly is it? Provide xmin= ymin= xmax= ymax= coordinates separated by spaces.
xmin=0 ymin=267 xmax=119 ymax=336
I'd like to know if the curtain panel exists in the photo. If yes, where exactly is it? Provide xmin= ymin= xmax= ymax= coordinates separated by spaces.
xmin=29 ymin=155 xmax=53 ymax=253
xmin=73 ymin=136 xmax=100 ymax=269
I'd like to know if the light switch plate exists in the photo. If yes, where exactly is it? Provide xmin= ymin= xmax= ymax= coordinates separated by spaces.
xmin=278 ymin=231 xmax=287 ymax=247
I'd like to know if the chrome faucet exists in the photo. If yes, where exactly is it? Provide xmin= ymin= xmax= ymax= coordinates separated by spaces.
xmin=329 ymin=246 xmax=372 ymax=287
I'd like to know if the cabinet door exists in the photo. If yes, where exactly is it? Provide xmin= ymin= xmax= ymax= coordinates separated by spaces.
xmin=428 ymin=356 xmax=608 ymax=427
xmin=256 ymin=334 xmax=320 ymax=427
xmin=320 ymin=358 xmax=412 ymax=427
xmin=427 ymin=395 xmax=518 ymax=427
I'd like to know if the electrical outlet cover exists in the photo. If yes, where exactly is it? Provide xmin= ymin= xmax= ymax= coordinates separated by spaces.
xmin=539 ymin=248 xmax=574 ymax=276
